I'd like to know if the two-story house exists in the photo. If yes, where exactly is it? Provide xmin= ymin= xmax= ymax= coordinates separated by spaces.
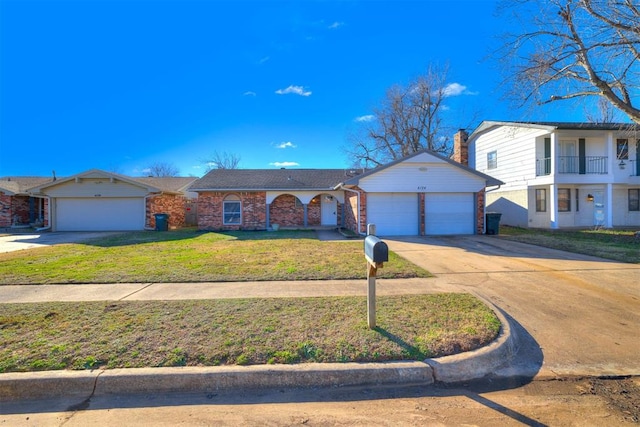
xmin=464 ymin=121 xmax=640 ymax=229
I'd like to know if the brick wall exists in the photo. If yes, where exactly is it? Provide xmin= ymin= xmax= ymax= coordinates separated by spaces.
xmin=0 ymin=194 xmax=10 ymax=227
xmin=146 ymin=194 xmax=190 ymax=229
xmin=197 ymin=191 xmax=267 ymax=231
xmin=0 ymin=195 xmax=49 ymax=228
xmin=12 ymin=196 xmax=30 ymax=225
xmin=343 ymin=187 xmax=366 ymax=234
xmin=453 ymin=129 xmax=469 ymax=166
xmin=270 ymin=195 xmax=304 ymax=227
xmin=476 ymin=189 xmax=486 ymax=234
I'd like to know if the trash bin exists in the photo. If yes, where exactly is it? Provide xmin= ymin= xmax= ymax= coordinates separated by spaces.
xmin=485 ymin=212 xmax=502 ymax=235
xmin=154 ymin=213 xmax=169 ymax=231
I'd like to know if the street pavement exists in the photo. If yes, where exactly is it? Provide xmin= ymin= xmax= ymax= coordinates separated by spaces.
xmin=1 ymin=233 xmax=638 ymax=402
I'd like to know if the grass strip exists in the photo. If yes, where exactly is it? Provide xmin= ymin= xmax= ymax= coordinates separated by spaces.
xmin=499 ymin=226 xmax=639 ymax=264
xmin=0 ymin=230 xmax=430 ymax=285
xmin=0 ymin=294 xmax=500 ymax=372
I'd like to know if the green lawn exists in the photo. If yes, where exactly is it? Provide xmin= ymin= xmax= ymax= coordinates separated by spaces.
xmin=499 ymin=226 xmax=639 ymax=264
xmin=0 ymin=294 xmax=501 ymax=372
xmin=0 ymin=230 xmax=430 ymax=285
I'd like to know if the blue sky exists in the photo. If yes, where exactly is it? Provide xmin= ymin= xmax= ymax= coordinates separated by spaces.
xmin=0 ymin=0 xmax=597 ymax=177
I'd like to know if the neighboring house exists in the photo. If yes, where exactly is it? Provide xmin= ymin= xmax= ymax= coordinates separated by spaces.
xmin=0 ymin=177 xmax=52 ymax=228
xmin=467 ymin=121 xmax=640 ymax=229
xmin=2 ymin=170 xmax=197 ymax=231
xmin=189 ymin=144 xmax=502 ymax=236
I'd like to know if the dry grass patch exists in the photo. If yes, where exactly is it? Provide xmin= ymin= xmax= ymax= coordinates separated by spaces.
xmin=0 ymin=294 xmax=500 ymax=372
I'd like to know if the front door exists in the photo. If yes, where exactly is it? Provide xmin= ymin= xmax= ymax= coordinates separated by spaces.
xmin=321 ymin=195 xmax=337 ymax=226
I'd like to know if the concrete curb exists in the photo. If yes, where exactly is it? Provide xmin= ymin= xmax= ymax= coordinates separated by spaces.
xmin=0 ymin=362 xmax=433 ymax=401
xmin=0 ymin=295 xmax=516 ymax=401
xmin=424 ymin=295 xmax=515 ymax=383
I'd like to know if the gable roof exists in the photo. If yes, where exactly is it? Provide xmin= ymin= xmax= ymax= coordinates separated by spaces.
xmin=189 ymin=169 xmax=359 ymax=191
xmin=342 ymin=149 xmax=504 ymax=188
xmin=27 ymin=169 xmax=162 ymax=193
xmin=470 ymin=121 xmax=639 ymax=140
xmin=0 ymin=177 xmax=55 ymax=195
xmin=135 ymin=177 xmax=198 ymax=193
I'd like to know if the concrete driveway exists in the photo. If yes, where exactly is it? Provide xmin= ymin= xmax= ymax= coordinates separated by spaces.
xmin=0 ymin=232 xmax=124 ymax=253
xmin=385 ymin=235 xmax=640 ymax=379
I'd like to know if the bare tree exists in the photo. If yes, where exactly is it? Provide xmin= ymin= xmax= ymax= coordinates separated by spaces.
xmin=202 ymin=151 xmax=241 ymax=171
xmin=585 ymin=97 xmax=620 ymax=123
xmin=144 ymin=161 xmax=180 ymax=177
xmin=346 ymin=65 xmax=458 ymax=168
xmin=498 ymin=0 xmax=640 ymax=124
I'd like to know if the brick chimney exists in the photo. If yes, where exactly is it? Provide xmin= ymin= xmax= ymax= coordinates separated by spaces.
xmin=453 ymin=129 xmax=469 ymax=166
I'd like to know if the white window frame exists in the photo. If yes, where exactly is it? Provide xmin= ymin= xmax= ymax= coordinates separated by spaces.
xmin=487 ymin=151 xmax=497 ymax=169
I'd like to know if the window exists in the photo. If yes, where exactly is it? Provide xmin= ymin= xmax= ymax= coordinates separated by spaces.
xmin=617 ymin=139 xmax=629 ymax=160
xmin=223 ymin=195 xmax=241 ymax=225
xmin=558 ymin=188 xmax=571 ymax=212
xmin=487 ymin=151 xmax=497 ymax=169
xmin=630 ymin=189 xmax=640 ymax=212
xmin=535 ymin=189 xmax=547 ymax=212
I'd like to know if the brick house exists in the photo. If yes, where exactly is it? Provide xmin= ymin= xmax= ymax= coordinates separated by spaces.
xmin=2 ymin=170 xmax=197 ymax=231
xmin=0 ymin=177 xmax=52 ymax=229
xmin=189 ymin=143 xmax=502 ymax=236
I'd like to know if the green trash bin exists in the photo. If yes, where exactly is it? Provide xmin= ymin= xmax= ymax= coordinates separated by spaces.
xmin=154 ymin=213 xmax=169 ymax=231
xmin=485 ymin=212 xmax=502 ymax=235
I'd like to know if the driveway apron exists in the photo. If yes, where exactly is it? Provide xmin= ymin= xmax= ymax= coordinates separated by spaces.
xmin=384 ymin=235 xmax=640 ymax=378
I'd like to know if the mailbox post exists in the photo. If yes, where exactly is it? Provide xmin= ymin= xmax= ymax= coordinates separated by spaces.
xmin=364 ymin=226 xmax=388 ymax=329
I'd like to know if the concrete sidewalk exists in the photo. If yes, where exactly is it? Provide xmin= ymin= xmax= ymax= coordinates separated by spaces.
xmin=0 ymin=278 xmax=461 ymax=303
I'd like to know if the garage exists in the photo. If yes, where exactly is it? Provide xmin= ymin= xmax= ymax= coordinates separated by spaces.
xmin=56 ymin=198 xmax=145 ymax=231
xmin=366 ymin=193 xmax=418 ymax=236
xmin=425 ymin=193 xmax=475 ymax=235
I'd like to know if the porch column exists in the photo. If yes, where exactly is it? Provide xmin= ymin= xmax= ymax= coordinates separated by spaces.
xmin=266 ymin=203 xmax=270 ymax=229
xmin=550 ymin=132 xmax=557 ymax=175
xmin=303 ymin=204 xmax=308 ymax=228
xmin=605 ymin=183 xmax=613 ymax=228
xmin=549 ymin=184 xmax=559 ymax=229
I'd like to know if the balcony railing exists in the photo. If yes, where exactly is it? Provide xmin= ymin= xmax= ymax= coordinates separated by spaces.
xmin=535 ymin=156 xmax=608 ymax=176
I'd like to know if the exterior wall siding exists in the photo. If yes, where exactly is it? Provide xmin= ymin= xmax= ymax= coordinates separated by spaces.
xmin=358 ymin=158 xmax=486 ymax=194
xmin=41 ymin=178 xmax=150 ymax=197
xmin=485 ymin=189 xmax=529 ymax=228
xmin=472 ymin=126 xmax=546 ymax=189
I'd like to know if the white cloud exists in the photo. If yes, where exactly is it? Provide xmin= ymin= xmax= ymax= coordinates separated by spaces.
xmin=243 ymin=91 xmax=257 ymax=96
xmin=443 ymin=83 xmax=479 ymax=97
xmin=192 ymin=165 xmax=202 ymax=169
xmin=276 ymin=141 xmax=297 ymax=149
xmin=328 ymin=21 xmax=344 ymax=29
xmin=258 ymin=56 xmax=270 ymax=64
xmin=275 ymin=85 xmax=312 ymax=96
xmin=270 ymin=161 xmax=300 ymax=168
xmin=355 ymin=114 xmax=375 ymax=122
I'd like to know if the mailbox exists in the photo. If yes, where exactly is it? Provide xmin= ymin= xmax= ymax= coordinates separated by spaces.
xmin=364 ymin=235 xmax=389 ymax=264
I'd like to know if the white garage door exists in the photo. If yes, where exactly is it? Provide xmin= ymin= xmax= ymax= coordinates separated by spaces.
xmin=56 ymin=198 xmax=145 ymax=231
xmin=425 ymin=193 xmax=475 ymax=235
xmin=367 ymin=193 xmax=418 ymax=236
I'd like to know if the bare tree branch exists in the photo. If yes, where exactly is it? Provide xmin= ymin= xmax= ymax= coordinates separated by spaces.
xmin=202 ymin=151 xmax=241 ymax=171
xmin=497 ymin=0 xmax=640 ymax=124
xmin=144 ymin=161 xmax=180 ymax=177
xmin=345 ymin=64 xmax=464 ymax=167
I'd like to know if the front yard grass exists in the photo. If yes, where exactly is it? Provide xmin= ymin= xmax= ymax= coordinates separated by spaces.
xmin=0 ymin=294 xmax=501 ymax=373
xmin=0 ymin=230 xmax=430 ymax=285
xmin=499 ymin=226 xmax=639 ymax=264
